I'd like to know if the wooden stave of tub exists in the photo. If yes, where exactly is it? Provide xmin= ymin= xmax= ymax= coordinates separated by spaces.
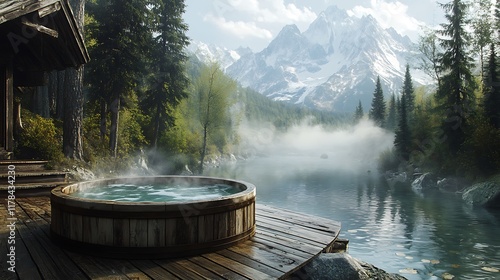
xmin=50 ymin=176 xmax=256 ymax=259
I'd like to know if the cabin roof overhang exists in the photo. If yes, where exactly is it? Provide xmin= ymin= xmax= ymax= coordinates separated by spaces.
xmin=0 ymin=0 xmax=89 ymax=72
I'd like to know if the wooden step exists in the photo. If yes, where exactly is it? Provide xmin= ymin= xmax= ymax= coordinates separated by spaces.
xmin=0 ymin=160 xmax=49 ymax=172
xmin=0 ymin=171 xmax=67 ymax=185
xmin=0 ymin=181 xmax=66 ymax=190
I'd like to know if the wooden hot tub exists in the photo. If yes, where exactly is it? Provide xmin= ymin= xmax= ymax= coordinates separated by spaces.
xmin=50 ymin=176 xmax=256 ymax=258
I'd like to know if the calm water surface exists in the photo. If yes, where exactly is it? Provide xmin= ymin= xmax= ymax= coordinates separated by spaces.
xmin=207 ymin=155 xmax=500 ymax=280
xmin=71 ymin=183 xmax=240 ymax=202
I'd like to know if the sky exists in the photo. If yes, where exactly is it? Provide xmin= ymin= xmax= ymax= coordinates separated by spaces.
xmin=183 ymin=0 xmax=446 ymax=52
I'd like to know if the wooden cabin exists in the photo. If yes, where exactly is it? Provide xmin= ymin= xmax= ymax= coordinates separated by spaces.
xmin=0 ymin=0 xmax=89 ymax=159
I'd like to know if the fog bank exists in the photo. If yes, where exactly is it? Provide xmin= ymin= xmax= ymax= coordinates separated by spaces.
xmin=238 ymin=119 xmax=395 ymax=173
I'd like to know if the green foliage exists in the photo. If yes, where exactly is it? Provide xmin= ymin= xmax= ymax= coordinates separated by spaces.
xmin=191 ymin=62 xmax=237 ymax=173
xmin=403 ymin=64 xmax=415 ymax=115
xmin=82 ymin=104 xmax=147 ymax=174
xmin=394 ymin=65 xmax=415 ymax=161
xmin=82 ymin=111 xmax=109 ymax=161
xmin=117 ymin=108 xmax=148 ymax=157
xmin=458 ymin=115 xmax=500 ymax=178
xmin=369 ymin=76 xmax=386 ymax=127
xmin=16 ymin=110 xmax=63 ymax=161
xmin=394 ymin=91 xmax=411 ymax=161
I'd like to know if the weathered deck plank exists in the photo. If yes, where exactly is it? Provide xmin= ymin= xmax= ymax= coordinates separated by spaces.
xmin=203 ymin=251 xmax=279 ymax=280
xmin=0 ymin=196 xmax=341 ymax=279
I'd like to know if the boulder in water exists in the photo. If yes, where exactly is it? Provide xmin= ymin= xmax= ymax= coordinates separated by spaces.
xmin=462 ymin=181 xmax=500 ymax=208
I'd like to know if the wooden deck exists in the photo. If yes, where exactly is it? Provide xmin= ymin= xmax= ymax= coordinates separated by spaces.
xmin=0 ymin=196 xmax=341 ymax=279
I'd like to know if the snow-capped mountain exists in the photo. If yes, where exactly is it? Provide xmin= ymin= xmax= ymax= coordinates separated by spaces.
xmin=189 ymin=5 xmax=427 ymax=112
xmin=188 ymin=41 xmax=252 ymax=71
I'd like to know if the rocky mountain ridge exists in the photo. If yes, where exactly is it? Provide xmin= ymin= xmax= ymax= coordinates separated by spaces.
xmin=189 ymin=5 xmax=429 ymax=112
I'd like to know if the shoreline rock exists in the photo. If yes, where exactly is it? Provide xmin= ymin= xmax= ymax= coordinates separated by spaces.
xmin=462 ymin=181 xmax=500 ymax=208
xmin=288 ymin=253 xmax=406 ymax=280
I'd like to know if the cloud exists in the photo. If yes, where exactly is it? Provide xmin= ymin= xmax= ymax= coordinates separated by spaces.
xmin=224 ymin=0 xmax=317 ymax=24
xmin=348 ymin=0 xmax=425 ymax=38
xmin=204 ymin=14 xmax=273 ymax=39
xmin=204 ymin=0 xmax=316 ymax=41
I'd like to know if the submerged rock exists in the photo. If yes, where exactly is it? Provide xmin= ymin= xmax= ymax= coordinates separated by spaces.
xmin=462 ymin=181 xmax=500 ymax=208
xmin=290 ymin=253 xmax=406 ymax=280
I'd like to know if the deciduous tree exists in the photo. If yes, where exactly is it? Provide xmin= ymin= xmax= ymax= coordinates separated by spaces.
xmin=192 ymin=63 xmax=236 ymax=174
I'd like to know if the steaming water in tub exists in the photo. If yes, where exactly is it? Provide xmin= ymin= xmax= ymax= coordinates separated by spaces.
xmin=70 ymin=183 xmax=241 ymax=202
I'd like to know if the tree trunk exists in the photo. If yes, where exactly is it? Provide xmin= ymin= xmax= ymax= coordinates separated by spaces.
xmin=199 ymin=124 xmax=208 ymax=175
xmin=63 ymin=0 xmax=85 ymax=160
xmin=152 ymin=102 xmax=161 ymax=148
xmin=63 ymin=67 xmax=84 ymax=160
xmin=109 ymin=97 xmax=120 ymax=157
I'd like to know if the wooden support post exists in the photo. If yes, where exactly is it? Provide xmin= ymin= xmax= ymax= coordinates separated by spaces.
xmin=0 ymin=57 xmax=14 ymax=158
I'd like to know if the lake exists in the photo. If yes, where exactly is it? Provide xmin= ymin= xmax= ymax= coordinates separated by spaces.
xmin=207 ymin=154 xmax=500 ymax=279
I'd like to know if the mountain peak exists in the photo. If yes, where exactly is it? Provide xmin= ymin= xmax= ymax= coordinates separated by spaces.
xmin=323 ymin=5 xmax=349 ymax=20
xmin=264 ymin=24 xmax=308 ymax=56
xmin=277 ymin=24 xmax=301 ymax=37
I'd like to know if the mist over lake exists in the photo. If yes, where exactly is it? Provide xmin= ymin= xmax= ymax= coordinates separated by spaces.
xmin=207 ymin=120 xmax=500 ymax=279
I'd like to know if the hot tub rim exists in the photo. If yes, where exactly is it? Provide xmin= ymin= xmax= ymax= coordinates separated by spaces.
xmin=51 ymin=175 xmax=256 ymax=212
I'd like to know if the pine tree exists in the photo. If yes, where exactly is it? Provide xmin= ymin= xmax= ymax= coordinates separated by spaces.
xmin=353 ymin=100 xmax=364 ymax=123
xmin=87 ymin=0 xmax=152 ymax=157
xmin=437 ymin=0 xmax=476 ymax=154
xmin=386 ymin=94 xmax=397 ymax=131
xmin=142 ymin=0 xmax=190 ymax=148
xmin=483 ymin=43 xmax=500 ymax=128
xmin=394 ymin=90 xmax=411 ymax=161
xmin=402 ymin=64 xmax=415 ymax=117
xmin=368 ymin=76 xmax=386 ymax=127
